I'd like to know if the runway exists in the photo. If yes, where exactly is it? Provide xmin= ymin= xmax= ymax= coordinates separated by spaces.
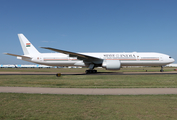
xmin=1 ymin=87 xmax=177 ymax=95
xmin=0 ymin=71 xmax=177 ymax=75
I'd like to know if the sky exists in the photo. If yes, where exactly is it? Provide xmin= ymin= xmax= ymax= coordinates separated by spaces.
xmin=0 ymin=0 xmax=177 ymax=64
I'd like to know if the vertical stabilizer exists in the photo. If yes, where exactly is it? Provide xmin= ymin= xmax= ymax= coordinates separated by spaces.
xmin=18 ymin=34 xmax=40 ymax=55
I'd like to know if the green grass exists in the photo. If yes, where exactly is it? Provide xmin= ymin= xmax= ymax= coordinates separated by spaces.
xmin=0 ymin=93 xmax=177 ymax=120
xmin=0 ymin=74 xmax=177 ymax=88
xmin=1 ymin=68 xmax=177 ymax=119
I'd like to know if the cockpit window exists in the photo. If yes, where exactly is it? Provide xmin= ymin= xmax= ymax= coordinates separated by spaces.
xmin=169 ymin=56 xmax=172 ymax=58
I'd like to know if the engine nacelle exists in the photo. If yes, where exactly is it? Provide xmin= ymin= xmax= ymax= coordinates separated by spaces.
xmin=102 ymin=60 xmax=121 ymax=70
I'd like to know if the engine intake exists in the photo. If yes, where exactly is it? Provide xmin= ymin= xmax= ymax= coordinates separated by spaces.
xmin=102 ymin=60 xmax=121 ymax=70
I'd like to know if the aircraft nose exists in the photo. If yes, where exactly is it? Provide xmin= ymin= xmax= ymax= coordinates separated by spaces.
xmin=172 ymin=58 xmax=175 ymax=62
xmin=170 ymin=58 xmax=175 ymax=63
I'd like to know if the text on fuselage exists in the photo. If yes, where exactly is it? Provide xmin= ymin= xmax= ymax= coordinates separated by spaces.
xmin=103 ymin=54 xmax=136 ymax=59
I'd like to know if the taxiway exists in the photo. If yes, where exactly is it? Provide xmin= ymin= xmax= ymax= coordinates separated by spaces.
xmin=1 ymin=87 xmax=177 ymax=95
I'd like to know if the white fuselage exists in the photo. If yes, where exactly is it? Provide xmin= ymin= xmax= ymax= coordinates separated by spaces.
xmin=6 ymin=34 xmax=175 ymax=72
xmin=21 ymin=52 xmax=174 ymax=67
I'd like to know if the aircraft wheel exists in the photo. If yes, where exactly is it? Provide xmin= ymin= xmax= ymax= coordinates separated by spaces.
xmin=85 ymin=70 xmax=89 ymax=74
xmin=93 ymin=70 xmax=97 ymax=73
xmin=85 ymin=70 xmax=97 ymax=74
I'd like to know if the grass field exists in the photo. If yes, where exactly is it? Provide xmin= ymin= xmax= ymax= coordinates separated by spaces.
xmin=0 ymin=93 xmax=177 ymax=120
xmin=1 ymin=67 xmax=177 ymax=119
xmin=0 ymin=67 xmax=177 ymax=88
xmin=0 ymin=74 xmax=177 ymax=88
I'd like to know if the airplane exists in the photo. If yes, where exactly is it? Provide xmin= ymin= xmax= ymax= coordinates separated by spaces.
xmin=4 ymin=34 xmax=175 ymax=74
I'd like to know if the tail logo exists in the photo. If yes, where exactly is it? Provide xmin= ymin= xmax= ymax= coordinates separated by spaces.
xmin=26 ymin=43 xmax=31 ymax=47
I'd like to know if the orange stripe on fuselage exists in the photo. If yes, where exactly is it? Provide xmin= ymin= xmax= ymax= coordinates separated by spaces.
xmin=44 ymin=58 xmax=159 ymax=61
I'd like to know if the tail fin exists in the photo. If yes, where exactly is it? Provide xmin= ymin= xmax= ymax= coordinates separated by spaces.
xmin=18 ymin=34 xmax=40 ymax=55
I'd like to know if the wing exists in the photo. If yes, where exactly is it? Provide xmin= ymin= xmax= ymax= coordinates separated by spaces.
xmin=41 ymin=47 xmax=102 ymax=61
xmin=4 ymin=53 xmax=31 ymax=59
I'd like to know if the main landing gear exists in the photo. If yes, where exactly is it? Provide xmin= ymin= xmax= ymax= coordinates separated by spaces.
xmin=160 ymin=66 xmax=164 ymax=72
xmin=85 ymin=63 xmax=97 ymax=74
xmin=85 ymin=70 xmax=97 ymax=74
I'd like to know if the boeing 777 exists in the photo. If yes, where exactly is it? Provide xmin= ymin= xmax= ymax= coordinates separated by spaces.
xmin=4 ymin=34 xmax=175 ymax=74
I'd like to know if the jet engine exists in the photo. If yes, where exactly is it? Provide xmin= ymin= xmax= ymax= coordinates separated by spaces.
xmin=102 ymin=60 xmax=121 ymax=70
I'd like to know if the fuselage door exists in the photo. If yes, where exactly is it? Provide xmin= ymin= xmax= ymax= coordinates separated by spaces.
xmin=39 ymin=56 xmax=43 ymax=61
xmin=160 ymin=56 xmax=163 ymax=61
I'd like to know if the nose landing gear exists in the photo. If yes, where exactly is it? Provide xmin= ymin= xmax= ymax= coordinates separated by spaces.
xmin=160 ymin=66 xmax=164 ymax=72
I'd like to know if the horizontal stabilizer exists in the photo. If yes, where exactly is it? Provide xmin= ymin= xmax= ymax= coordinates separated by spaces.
xmin=4 ymin=53 xmax=31 ymax=59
